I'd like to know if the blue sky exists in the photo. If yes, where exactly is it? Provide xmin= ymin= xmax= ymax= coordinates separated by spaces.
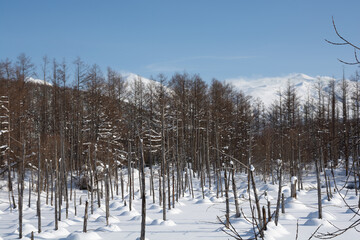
xmin=1 ymin=1 xmax=360 ymax=83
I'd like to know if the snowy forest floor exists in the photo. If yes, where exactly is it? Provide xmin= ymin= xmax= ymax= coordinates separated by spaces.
xmin=0 ymin=163 xmax=359 ymax=240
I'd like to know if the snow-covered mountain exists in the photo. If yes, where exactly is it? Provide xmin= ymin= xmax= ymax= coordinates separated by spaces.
xmin=25 ymin=72 xmax=356 ymax=109
xmin=122 ymin=72 xmax=172 ymax=96
xmin=25 ymin=77 xmax=53 ymax=86
xmin=226 ymin=73 xmax=352 ymax=108
xmin=25 ymin=73 xmax=162 ymax=94
xmin=122 ymin=72 xmax=158 ymax=88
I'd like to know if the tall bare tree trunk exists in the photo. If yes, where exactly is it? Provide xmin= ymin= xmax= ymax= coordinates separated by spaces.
xmin=161 ymin=106 xmax=166 ymax=221
xmin=275 ymin=161 xmax=282 ymax=226
xmin=231 ymin=163 xmax=240 ymax=218
xmin=18 ymin=142 xmax=25 ymax=239
xmin=315 ymin=158 xmax=322 ymax=219
xmin=128 ymin=142 xmax=132 ymax=211
xmin=224 ymin=165 xmax=230 ymax=228
xmin=37 ymin=136 xmax=41 ymax=233
xmin=139 ymin=138 xmax=146 ymax=240
xmin=54 ymin=144 xmax=58 ymax=230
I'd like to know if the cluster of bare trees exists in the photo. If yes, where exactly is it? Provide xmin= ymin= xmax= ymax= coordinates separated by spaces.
xmin=1 ymin=53 xmax=360 ymax=239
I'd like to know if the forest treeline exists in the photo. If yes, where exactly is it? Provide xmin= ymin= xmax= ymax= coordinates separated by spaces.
xmin=1 ymin=53 xmax=360 ymax=189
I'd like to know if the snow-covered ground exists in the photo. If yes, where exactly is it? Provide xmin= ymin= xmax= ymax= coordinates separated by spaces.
xmin=0 ymin=165 xmax=359 ymax=239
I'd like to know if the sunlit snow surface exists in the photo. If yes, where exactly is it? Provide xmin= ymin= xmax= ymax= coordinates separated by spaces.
xmin=227 ymin=73 xmax=352 ymax=108
xmin=0 ymin=164 xmax=359 ymax=239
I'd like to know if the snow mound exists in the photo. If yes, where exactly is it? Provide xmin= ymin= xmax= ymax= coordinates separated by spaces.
xmin=195 ymin=197 xmax=213 ymax=204
xmin=168 ymin=208 xmax=182 ymax=214
xmin=22 ymin=223 xmax=37 ymax=235
xmin=47 ymin=220 xmax=69 ymax=228
xmin=264 ymin=222 xmax=289 ymax=240
xmin=95 ymin=215 xmax=120 ymax=224
xmin=61 ymin=207 xmax=75 ymax=214
xmin=160 ymin=219 xmax=176 ymax=226
xmin=39 ymin=227 xmax=70 ymax=238
xmin=285 ymin=198 xmax=308 ymax=210
xmin=330 ymin=197 xmax=343 ymax=206
xmin=348 ymin=196 xmax=357 ymax=200
xmin=176 ymin=201 xmax=186 ymax=206
xmin=70 ymin=216 xmax=84 ymax=222
xmin=210 ymin=196 xmax=224 ymax=203
xmin=148 ymin=204 xmax=161 ymax=210
xmin=150 ymin=219 xmax=163 ymax=225
xmin=115 ymin=205 xmax=127 ymax=211
xmin=119 ymin=209 xmax=139 ymax=217
xmin=345 ymin=208 xmax=359 ymax=214
xmin=110 ymin=202 xmax=123 ymax=209
xmin=298 ymin=190 xmax=307 ymax=196
xmin=23 ymin=206 xmax=35 ymax=213
xmin=263 ymin=194 xmax=274 ymax=201
xmin=196 ymin=195 xmax=203 ymax=199
xmin=229 ymin=217 xmax=249 ymax=226
xmin=63 ymin=219 xmax=77 ymax=225
xmin=89 ymin=213 xmax=102 ymax=221
xmin=282 ymin=188 xmax=291 ymax=197
xmin=130 ymin=215 xmax=153 ymax=224
xmin=279 ymin=214 xmax=297 ymax=220
xmin=306 ymin=211 xmax=336 ymax=220
xmin=304 ymin=218 xmax=331 ymax=227
xmin=66 ymin=232 xmax=102 ymax=240
xmin=95 ymin=224 xmax=121 ymax=232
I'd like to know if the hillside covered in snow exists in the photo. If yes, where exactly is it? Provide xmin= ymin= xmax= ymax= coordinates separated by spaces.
xmin=227 ymin=73 xmax=356 ymax=108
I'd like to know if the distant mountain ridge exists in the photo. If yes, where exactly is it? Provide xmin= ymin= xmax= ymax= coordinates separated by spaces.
xmin=26 ymin=72 xmax=356 ymax=109
xmin=226 ymin=73 xmax=354 ymax=108
xmin=26 ymin=77 xmax=53 ymax=86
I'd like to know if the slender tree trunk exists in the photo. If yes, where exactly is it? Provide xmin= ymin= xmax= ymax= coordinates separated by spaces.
xmin=105 ymin=169 xmax=110 ymax=226
xmin=28 ymin=170 xmax=32 ymax=207
xmin=139 ymin=139 xmax=146 ymax=240
xmin=224 ymin=166 xmax=230 ymax=228
xmin=161 ymin=106 xmax=166 ymax=220
xmin=315 ymin=158 xmax=322 ymax=219
xmin=128 ymin=142 xmax=132 ymax=211
xmin=74 ymin=189 xmax=77 ymax=216
xmin=18 ymin=142 xmax=25 ymax=239
xmin=250 ymin=167 xmax=262 ymax=230
xmin=83 ymin=201 xmax=88 ymax=233
xmin=37 ymin=136 xmax=41 ymax=233
xmin=46 ymin=160 xmax=49 ymax=205
xmin=275 ymin=162 xmax=282 ymax=226
xmin=55 ymin=144 xmax=58 ymax=230
xmin=231 ymin=165 xmax=240 ymax=218
xmin=120 ymin=168 xmax=124 ymax=201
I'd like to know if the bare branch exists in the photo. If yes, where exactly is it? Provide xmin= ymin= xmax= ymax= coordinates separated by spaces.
xmin=338 ymin=58 xmax=360 ymax=65
xmin=325 ymin=39 xmax=348 ymax=46
xmin=331 ymin=16 xmax=360 ymax=51
xmin=327 ymin=16 xmax=360 ymax=65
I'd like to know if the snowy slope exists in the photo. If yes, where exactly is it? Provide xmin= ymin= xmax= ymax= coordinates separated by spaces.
xmin=25 ymin=77 xmax=53 ymax=86
xmin=226 ymin=73 xmax=346 ymax=107
xmin=122 ymin=72 xmax=172 ymax=97
xmin=122 ymin=73 xmax=159 ymax=88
